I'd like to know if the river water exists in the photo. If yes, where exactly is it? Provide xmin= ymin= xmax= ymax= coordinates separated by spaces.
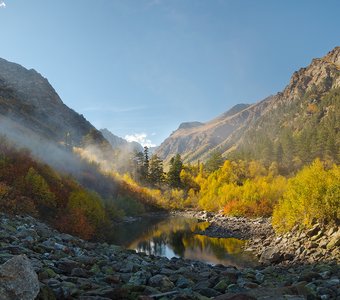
xmin=107 ymin=215 xmax=257 ymax=268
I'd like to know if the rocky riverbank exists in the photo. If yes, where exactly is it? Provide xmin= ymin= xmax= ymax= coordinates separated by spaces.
xmin=0 ymin=213 xmax=339 ymax=299
xmin=173 ymin=210 xmax=274 ymax=240
xmin=176 ymin=210 xmax=340 ymax=267
xmin=175 ymin=210 xmax=340 ymax=298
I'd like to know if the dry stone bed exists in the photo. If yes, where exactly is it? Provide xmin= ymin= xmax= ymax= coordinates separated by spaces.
xmin=0 ymin=213 xmax=339 ymax=299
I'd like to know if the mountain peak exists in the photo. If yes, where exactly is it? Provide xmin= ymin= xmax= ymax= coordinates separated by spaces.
xmin=216 ymin=103 xmax=251 ymax=120
xmin=283 ymin=46 xmax=340 ymax=102
xmin=323 ymin=46 xmax=340 ymax=64
xmin=178 ymin=122 xmax=204 ymax=130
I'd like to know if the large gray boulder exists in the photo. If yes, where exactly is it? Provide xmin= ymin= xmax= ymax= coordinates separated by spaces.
xmin=259 ymin=247 xmax=282 ymax=264
xmin=0 ymin=255 xmax=40 ymax=300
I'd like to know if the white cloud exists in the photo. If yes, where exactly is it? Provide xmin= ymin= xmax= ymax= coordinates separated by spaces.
xmin=125 ymin=133 xmax=156 ymax=148
xmin=0 ymin=1 xmax=6 ymax=8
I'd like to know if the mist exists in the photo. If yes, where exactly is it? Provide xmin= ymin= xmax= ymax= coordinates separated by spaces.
xmin=0 ymin=117 xmax=119 ymax=198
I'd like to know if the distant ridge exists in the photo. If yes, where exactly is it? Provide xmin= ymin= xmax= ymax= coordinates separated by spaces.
xmin=178 ymin=122 xmax=204 ymax=131
xmin=100 ymin=128 xmax=143 ymax=153
xmin=155 ymin=47 xmax=340 ymax=165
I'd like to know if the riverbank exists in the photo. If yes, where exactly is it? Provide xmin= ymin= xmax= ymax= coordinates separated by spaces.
xmin=175 ymin=210 xmax=340 ymax=266
xmin=172 ymin=210 xmax=274 ymax=240
xmin=0 ymin=213 xmax=339 ymax=299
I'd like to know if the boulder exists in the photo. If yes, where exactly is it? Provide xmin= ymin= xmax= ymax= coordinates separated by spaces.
xmin=326 ymin=230 xmax=340 ymax=250
xmin=214 ymin=279 xmax=230 ymax=292
xmin=57 ymin=258 xmax=79 ymax=274
xmin=306 ymin=224 xmax=320 ymax=237
xmin=128 ymin=270 xmax=150 ymax=286
xmin=259 ymin=247 xmax=282 ymax=264
xmin=148 ymin=274 xmax=174 ymax=292
xmin=0 ymin=255 xmax=40 ymax=300
xmin=196 ymin=287 xmax=221 ymax=298
xmin=176 ymin=276 xmax=194 ymax=288
xmin=298 ymin=271 xmax=322 ymax=282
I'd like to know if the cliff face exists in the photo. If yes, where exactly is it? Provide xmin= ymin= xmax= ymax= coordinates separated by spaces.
xmin=155 ymin=47 xmax=340 ymax=164
xmin=280 ymin=47 xmax=340 ymax=103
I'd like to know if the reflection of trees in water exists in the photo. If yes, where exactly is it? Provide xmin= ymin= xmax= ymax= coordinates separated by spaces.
xmin=108 ymin=216 xmax=256 ymax=267
xmin=182 ymin=235 xmax=245 ymax=259
xmin=107 ymin=217 xmax=165 ymax=246
xmin=168 ymin=230 xmax=186 ymax=257
xmin=136 ymin=229 xmax=188 ymax=257
xmin=136 ymin=233 xmax=168 ymax=256
xmin=136 ymin=240 xmax=154 ymax=255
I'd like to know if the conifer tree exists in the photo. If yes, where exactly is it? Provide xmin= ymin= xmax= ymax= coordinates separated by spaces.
xmin=149 ymin=154 xmax=165 ymax=186
xmin=168 ymin=154 xmax=183 ymax=188
xmin=141 ymin=146 xmax=150 ymax=182
xmin=205 ymin=150 xmax=224 ymax=173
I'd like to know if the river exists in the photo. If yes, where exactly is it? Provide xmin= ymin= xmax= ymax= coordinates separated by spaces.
xmin=107 ymin=215 xmax=257 ymax=268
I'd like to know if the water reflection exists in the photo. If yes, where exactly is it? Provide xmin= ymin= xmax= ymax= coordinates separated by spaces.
xmin=108 ymin=216 xmax=257 ymax=268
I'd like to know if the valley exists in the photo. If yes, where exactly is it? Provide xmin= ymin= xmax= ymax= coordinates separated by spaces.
xmin=0 ymin=46 xmax=339 ymax=300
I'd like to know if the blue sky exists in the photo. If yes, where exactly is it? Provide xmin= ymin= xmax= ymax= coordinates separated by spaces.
xmin=0 ymin=0 xmax=339 ymax=146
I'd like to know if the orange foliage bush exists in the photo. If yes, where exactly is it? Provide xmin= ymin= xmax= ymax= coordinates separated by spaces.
xmin=56 ymin=208 xmax=95 ymax=240
xmin=223 ymin=198 xmax=273 ymax=218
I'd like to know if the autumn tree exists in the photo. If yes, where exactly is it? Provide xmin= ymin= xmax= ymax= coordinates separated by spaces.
xmin=180 ymin=168 xmax=200 ymax=193
xmin=67 ymin=189 xmax=106 ymax=229
xmin=272 ymin=159 xmax=340 ymax=232
xmin=24 ymin=167 xmax=56 ymax=216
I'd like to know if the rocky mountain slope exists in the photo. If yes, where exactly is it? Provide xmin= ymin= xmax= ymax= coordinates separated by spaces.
xmin=156 ymin=47 xmax=340 ymax=165
xmin=0 ymin=57 xmax=132 ymax=202
xmin=156 ymin=103 xmax=253 ymax=164
xmin=0 ymin=58 xmax=109 ymax=149
xmin=101 ymin=128 xmax=143 ymax=153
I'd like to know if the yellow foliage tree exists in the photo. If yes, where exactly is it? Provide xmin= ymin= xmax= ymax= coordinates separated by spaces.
xmin=25 ymin=167 xmax=56 ymax=210
xmin=272 ymin=159 xmax=340 ymax=232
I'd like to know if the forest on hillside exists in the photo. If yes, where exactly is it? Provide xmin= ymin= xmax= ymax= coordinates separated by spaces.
xmin=234 ymin=87 xmax=340 ymax=172
xmin=0 ymin=87 xmax=339 ymax=241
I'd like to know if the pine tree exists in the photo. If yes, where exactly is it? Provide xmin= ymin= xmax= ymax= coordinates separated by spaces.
xmin=168 ymin=154 xmax=183 ymax=188
xmin=205 ymin=150 xmax=224 ymax=173
xmin=141 ymin=146 xmax=150 ymax=183
xmin=149 ymin=154 xmax=165 ymax=186
xmin=133 ymin=151 xmax=144 ymax=182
